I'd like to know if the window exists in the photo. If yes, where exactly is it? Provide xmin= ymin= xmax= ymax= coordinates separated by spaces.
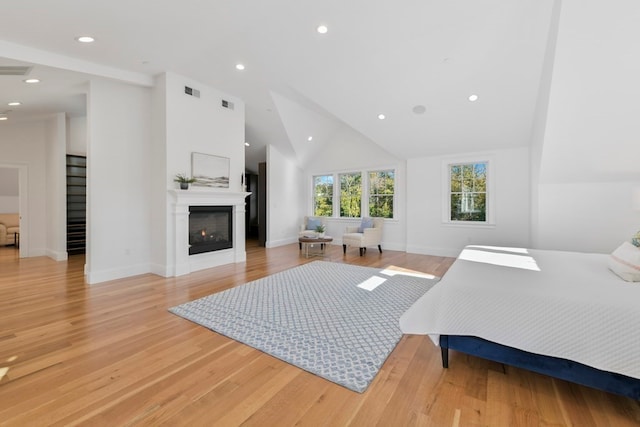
xmin=339 ymin=172 xmax=361 ymax=217
xmin=368 ymin=170 xmax=394 ymax=218
xmin=448 ymin=162 xmax=487 ymax=222
xmin=312 ymin=168 xmax=396 ymax=219
xmin=313 ymin=175 xmax=333 ymax=216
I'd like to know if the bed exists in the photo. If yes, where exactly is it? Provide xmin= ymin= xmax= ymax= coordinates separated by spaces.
xmin=399 ymin=245 xmax=640 ymax=400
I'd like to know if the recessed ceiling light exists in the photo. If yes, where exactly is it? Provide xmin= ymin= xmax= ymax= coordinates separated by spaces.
xmin=76 ymin=36 xmax=95 ymax=43
xmin=378 ymin=114 xmax=386 ymax=120
xmin=236 ymin=63 xmax=245 ymax=71
xmin=412 ymin=105 xmax=426 ymax=114
xmin=8 ymin=102 xmax=21 ymax=106
xmin=244 ymin=142 xmax=250 ymax=147
xmin=307 ymin=136 xmax=313 ymax=142
xmin=317 ymin=25 xmax=328 ymax=34
xmin=468 ymin=94 xmax=479 ymax=102
xmin=23 ymin=78 xmax=40 ymax=84
xmin=0 ymin=117 xmax=8 ymax=121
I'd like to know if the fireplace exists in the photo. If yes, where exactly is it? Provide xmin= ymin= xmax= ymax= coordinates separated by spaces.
xmin=189 ymin=206 xmax=233 ymax=255
xmin=170 ymin=189 xmax=248 ymax=277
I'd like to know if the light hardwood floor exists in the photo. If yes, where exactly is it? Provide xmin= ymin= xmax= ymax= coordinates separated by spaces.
xmin=0 ymin=242 xmax=638 ymax=426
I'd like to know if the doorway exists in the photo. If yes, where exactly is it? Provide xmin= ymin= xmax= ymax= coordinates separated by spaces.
xmin=0 ymin=165 xmax=27 ymax=258
xmin=244 ymin=162 xmax=267 ymax=248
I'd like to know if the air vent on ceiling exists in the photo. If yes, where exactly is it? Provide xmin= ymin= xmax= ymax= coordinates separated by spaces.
xmin=0 ymin=66 xmax=33 ymax=76
xmin=221 ymin=99 xmax=234 ymax=110
xmin=184 ymin=86 xmax=200 ymax=98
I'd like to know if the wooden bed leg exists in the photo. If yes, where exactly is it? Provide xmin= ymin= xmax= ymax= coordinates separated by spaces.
xmin=441 ymin=346 xmax=449 ymax=368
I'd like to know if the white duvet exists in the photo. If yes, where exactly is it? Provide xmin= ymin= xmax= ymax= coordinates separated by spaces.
xmin=399 ymin=245 xmax=640 ymax=379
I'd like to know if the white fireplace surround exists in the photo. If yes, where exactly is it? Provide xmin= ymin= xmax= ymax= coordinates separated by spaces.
xmin=170 ymin=189 xmax=250 ymax=276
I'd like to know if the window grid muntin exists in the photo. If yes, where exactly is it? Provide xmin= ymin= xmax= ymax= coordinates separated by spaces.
xmin=311 ymin=169 xmax=396 ymax=219
xmin=313 ymin=174 xmax=333 ymax=217
xmin=368 ymin=170 xmax=394 ymax=218
xmin=449 ymin=162 xmax=487 ymax=222
xmin=339 ymin=172 xmax=362 ymax=218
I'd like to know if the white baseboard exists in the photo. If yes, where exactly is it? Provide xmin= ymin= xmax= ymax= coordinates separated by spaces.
xmin=150 ymin=252 xmax=248 ymax=278
xmin=269 ymin=237 xmax=406 ymax=253
xmin=46 ymin=249 xmax=68 ymax=261
xmin=86 ymin=263 xmax=152 ymax=285
xmin=378 ymin=242 xmax=405 ymax=252
xmin=266 ymin=237 xmax=298 ymax=248
xmin=150 ymin=263 xmax=172 ymax=277
xmin=27 ymin=248 xmax=47 ymax=257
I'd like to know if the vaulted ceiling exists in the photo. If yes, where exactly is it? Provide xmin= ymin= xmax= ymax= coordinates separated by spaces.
xmin=0 ymin=0 xmax=555 ymax=172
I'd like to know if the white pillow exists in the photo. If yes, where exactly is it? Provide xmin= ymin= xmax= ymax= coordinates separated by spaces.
xmin=608 ymin=241 xmax=640 ymax=282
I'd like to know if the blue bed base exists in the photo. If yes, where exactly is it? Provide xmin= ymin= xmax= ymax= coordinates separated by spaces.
xmin=439 ymin=335 xmax=640 ymax=400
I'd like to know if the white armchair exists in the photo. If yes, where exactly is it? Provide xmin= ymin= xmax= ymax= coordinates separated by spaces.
xmin=299 ymin=216 xmax=328 ymax=249
xmin=342 ymin=217 xmax=384 ymax=256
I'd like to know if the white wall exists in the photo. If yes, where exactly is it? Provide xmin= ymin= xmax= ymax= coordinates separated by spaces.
xmin=306 ymin=127 xmax=401 ymax=176
xmin=538 ymin=182 xmax=638 ymax=253
xmin=150 ymin=74 xmax=169 ymax=273
xmin=0 ymin=196 xmax=18 ymax=213
xmin=534 ymin=0 xmax=640 ymax=252
xmin=0 ymin=121 xmax=48 ymax=255
xmin=529 ymin=0 xmax=561 ymax=249
xmin=407 ymin=147 xmax=531 ymax=257
xmin=303 ymin=127 xmax=407 ymax=251
xmin=45 ymin=113 xmax=68 ymax=261
xmin=67 ymin=115 xmax=87 ymax=156
xmin=266 ymin=145 xmax=304 ymax=248
xmin=86 ymin=78 xmax=153 ymax=284
xmin=153 ymin=72 xmax=246 ymax=275
xmin=164 ymin=72 xmax=245 ymax=192
xmin=0 ymin=168 xmax=19 ymax=212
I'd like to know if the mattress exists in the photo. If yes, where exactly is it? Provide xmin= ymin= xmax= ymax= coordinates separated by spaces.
xmin=399 ymin=245 xmax=640 ymax=379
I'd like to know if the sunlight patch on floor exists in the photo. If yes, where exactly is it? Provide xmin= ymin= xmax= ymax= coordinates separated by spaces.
xmin=459 ymin=248 xmax=541 ymax=271
xmin=381 ymin=265 xmax=437 ymax=279
xmin=358 ymin=265 xmax=438 ymax=291
xmin=452 ymin=408 xmax=461 ymax=427
xmin=357 ymin=276 xmax=387 ymax=291
xmin=0 ymin=356 xmax=17 ymax=381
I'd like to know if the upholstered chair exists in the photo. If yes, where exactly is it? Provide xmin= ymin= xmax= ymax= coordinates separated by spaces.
xmin=299 ymin=216 xmax=328 ymax=249
xmin=342 ymin=217 xmax=384 ymax=256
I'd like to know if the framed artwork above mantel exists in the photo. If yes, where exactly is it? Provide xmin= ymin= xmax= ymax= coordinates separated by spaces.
xmin=191 ymin=152 xmax=230 ymax=188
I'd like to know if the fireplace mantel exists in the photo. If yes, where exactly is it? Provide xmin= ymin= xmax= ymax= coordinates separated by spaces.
xmin=170 ymin=189 xmax=251 ymax=206
xmin=169 ymin=189 xmax=251 ymax=276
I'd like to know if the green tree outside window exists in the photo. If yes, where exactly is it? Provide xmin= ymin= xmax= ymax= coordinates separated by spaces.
xmin=313 ymin=175 xmax=333 ymax=216
xmin=339 ymin=172 xmax=361 ymax=217
xmin=369 ymin=170 xmax=394 ymax=218
xmin=449 ymin=162 xmax=487 ymax=222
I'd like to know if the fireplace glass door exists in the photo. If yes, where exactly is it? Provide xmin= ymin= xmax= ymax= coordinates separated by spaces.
xmin=189 ymin=206 xmax=233 ymax=255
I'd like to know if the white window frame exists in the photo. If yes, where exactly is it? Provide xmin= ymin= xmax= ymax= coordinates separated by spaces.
xmin=338 ymin=171 xmax=363 ymax=218
xmin=310 ymin=167 xmax=397 ymax=220
xmin=367 ymin=169 xmax=395 ymax=219
xmin=312 ymin=174 xmax=334 ymax=217
xmin=441 ymin=156 xmax=495 ymax=227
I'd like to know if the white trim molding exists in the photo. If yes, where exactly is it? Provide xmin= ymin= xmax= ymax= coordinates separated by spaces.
xmin=169 ymin=189 xmax=250 ymax=276
xmin=441 ymin=154 xmax=496 ymax=226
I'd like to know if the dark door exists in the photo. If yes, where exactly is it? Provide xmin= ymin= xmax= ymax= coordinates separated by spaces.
xmin=258 ymin=162 xmax=267 ymax=247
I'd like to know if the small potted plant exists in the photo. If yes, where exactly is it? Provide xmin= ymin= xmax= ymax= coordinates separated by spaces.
xmin=315 ymin=223 xmax=326 ymax=237
xmin=174 ymin=173 xmax=196 ymax=190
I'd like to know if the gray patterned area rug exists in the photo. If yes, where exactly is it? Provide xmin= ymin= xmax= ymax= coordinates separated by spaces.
xmin=169 ymin=261 xmax=439 ymax=393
